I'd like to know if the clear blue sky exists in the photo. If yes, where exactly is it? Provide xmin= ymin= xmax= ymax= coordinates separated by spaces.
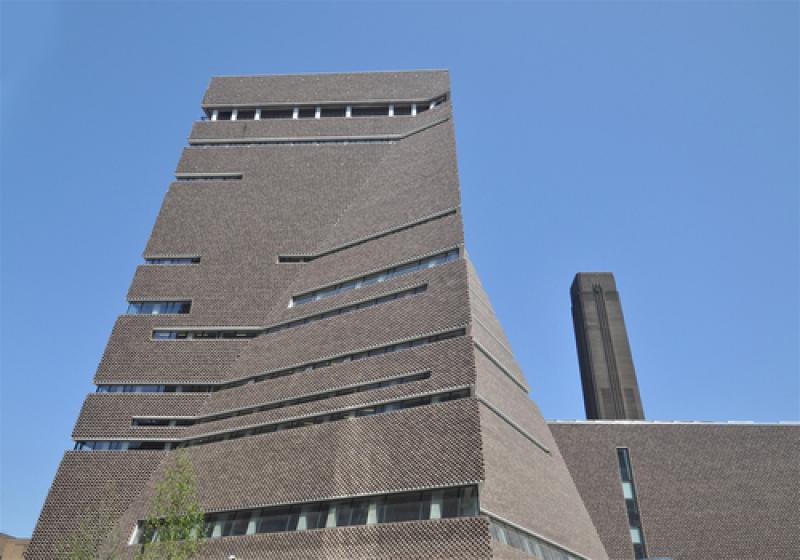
xmin=2 ymin=0 xmax=797 ymax=539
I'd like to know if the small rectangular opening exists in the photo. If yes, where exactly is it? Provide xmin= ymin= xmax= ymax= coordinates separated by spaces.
xmin=297 ymin=107 xmax=316 ymax=119
xmin=394 ymin=105 xmax=412 ymax=116
xmin=217 ymin=110 xmax=233 ymax=121
xmin=351 ymin=105 xmax=389 ymax=117
xmin=278 ymin=255 xmax=313 ymax=263
xmin=237 ymin=110 xmax=256 ymax=120
xmin=261 ymin=108 xmax=294 ymax=119
xmin=320 ymin=106 xmax=347 ymax=118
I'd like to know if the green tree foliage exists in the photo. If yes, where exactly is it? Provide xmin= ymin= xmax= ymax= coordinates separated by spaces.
xmin=137 ymin=451 xmax=205 ymax=560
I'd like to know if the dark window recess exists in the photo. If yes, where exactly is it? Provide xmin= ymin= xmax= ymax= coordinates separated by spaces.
xmin=617 ymin=448 xmax=648 ymax=560
xmin=126 ymin=301 xmax=191 ymax=315
xmin=152 ymin=330 xmax=259 ymax=340
xmin=152 ymin=285 xmax=427 ymax=341
xmin=277 ymin=256 xmax=313 ymax=263
xmin=260 ymin=108 xmax=294 ymax=119
xmin=144 ymin=257 xmax=200 ymax=265
xmin=176 ymin=174 xmax=242 ymax=182
xmin=97 ymin=385 xmax=167 ymax=393
xmin=99 ymin=325 xmax=460 ymax=395
xmin=208 ymin=96 xmax=447 ymax=123
xmin=130 ymin=371 xmax=431 ymax=428
xmin=132 ymin=485 xmax=478 ymax=544
xmin=351 ymin=105 xmax=389 ymax=117
xmin=132 ymin=418 xmax=193 ymax=427
xmin=320 ymin=106 xmax=346 ymax=118
xmin=77 ymin=387 xmax=470 ymax=452
xmin=489 ymin=518 xmax=580 ymax=560
xmin=297 ymin=107 xmax=316 ymax=118
xmin=291 ymin=249 xmax=458 ymax=307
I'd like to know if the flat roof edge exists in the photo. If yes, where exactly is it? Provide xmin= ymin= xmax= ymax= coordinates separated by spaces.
xmin=547 ymin=419 xmax=800 ymax=426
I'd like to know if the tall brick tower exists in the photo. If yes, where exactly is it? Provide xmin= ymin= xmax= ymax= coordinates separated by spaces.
xmin=28 ymin=71 xmax=607 ymax=560
xmin=570 ymin=272 xmax=645 ymax=420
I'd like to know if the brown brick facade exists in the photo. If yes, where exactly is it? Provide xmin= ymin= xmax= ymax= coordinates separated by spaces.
xmin=29 ymin=71 xmax=608 ymax=560
xmin=550 ymin=422 xmax=800 ymax=560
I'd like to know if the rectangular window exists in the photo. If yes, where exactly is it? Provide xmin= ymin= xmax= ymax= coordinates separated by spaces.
xmin=297 ymin=107 xmax=316 ymax=119
xmin=394 ymin=105 xmax=412 ymax=116
xmin=351 ymin=105 xmax=389 ymax=117
xmin=256 ymin=506 xmax=295 ymax=533
xmin=236 ymin=110 xmax=256 ymax=120
xmin=320 ymin=106 xmax=347 ymax=118
xmin=261 ymin=108 xmax=294 ymax=119
xmin=135 ymin=485 xmax=478 ymax=544
xmin=488 ymin=518 xmax=578 ymax=560
xmin=145 ymin=257 xmax=200 ymax=265
xmin=617 ymin=448 xmax=648 ymax=560
xmin=379 ymin=491 xmax=431 ymax=523
xmin=290 ymin=249 xmax=457 ymax=307
xmin=216 ymin=110 xmax=233 ymax=121
xmin=127 ymin=301 xmax=191 ymax=315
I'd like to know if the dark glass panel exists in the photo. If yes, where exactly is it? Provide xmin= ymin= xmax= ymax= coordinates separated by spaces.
xmin=380 ymin=492 xmax=425 ymax=523
xmin=351 ymin=105 xmax=389 ymax=117
xmin=617 ymin=447 xmax=633 ymax=482
xmin=320 ymin=106 xmax=346 ymax=118
xmin=440 ymin=487 xmax=462 ymax=518
xmin=261 ymin=108 xmax=294 ymax=119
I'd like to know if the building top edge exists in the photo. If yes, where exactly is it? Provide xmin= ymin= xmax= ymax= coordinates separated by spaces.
xmin=548 ymin=419 xmax=800 ymax=426
xmin=208 ymin=69 xmax=450 ymax=79
xmin=204 ymin=70 xmax=451 ymax=107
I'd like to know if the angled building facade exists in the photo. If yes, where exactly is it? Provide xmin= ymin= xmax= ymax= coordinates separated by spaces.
xmin=28 ymin=71 xmax=608 ymax=560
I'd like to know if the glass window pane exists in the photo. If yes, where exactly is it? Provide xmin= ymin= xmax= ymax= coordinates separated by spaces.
xmin=440 ymin=487 xmax=461 ymax=518
xmin=380 ymin=492 xmax=425 ymax=523
xmin=256 ymin=506 xmax=292 ymax=533
xmin=261 ymin=108 xmax=294 ymax=119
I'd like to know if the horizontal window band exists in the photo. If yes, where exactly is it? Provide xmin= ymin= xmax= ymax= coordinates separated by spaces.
xmin=188 ymin=115 xmax=450 ymax=146
xmin=152 ymin=285 xmax=427 ymax=341
xmin=126 ymin=300 xmax=191 ymax=315
xmin=476 ymin=397 xmax=550 ymax=455
xmin=131 ymin=483 xmax=476 ymax=546
xmin=291 ymin=249 xmax=458 ymax=307
xmin=152 ymin=329 xmax=261 ymax=340
xmin=77 ymin=388 xmax=471 ymax=451
xmin=201 ymin=93 xmax=448 ymax=111
xmin=143 ymin=256 xmax=201 ymax=265
xmin=174 ymin=172 xmax=243 ymax=181
xmin=278 ymin=208 xmax=458 ymax=263
xmin=96 ymin=326 xmax=468 ymax=394
xmin=131 ymin=370 xmax=432 ymax=427
xmin=189 ymin=138 xmax=397 ymax=149
xmin=485 ymin=512 xmax=589 ymax=560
